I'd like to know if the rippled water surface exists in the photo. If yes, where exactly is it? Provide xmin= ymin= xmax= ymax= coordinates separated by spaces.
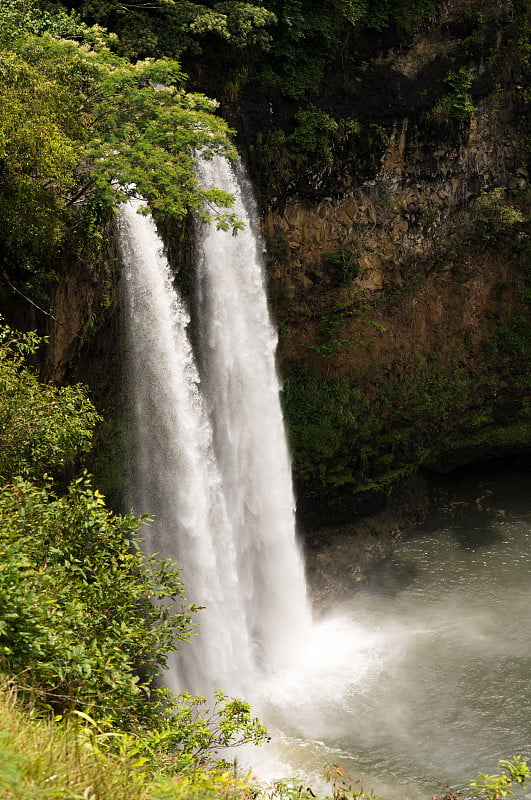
xmin=259 ymin=463 xmax=531 ymax=799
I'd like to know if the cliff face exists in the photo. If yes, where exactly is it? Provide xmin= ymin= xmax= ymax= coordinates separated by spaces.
xmin=267 ymin=87 xmax=527 ymax=374
xmin=220 ymin=0 xmax=531 ymax=526
xmin=11 ymin=0 xmax=528 ymax=529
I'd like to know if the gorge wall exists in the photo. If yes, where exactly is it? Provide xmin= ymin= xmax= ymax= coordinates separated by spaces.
xmin=213 ymin=0 xmax=531 ymax=531
xmin=4 ymin=0 xmax=529 ymax=557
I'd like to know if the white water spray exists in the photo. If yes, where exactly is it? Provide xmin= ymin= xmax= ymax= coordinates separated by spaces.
xmin=119 ymin=160 xmax=311 ymax=699
xmin=119 ymin=197 xmax=254 ymax=696
xmin=195 ymin=157 xmax=310 ymax=674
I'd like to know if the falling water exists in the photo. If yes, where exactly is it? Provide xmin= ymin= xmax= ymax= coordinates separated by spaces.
xmin=116 ymin=170 xmax=531 ymax=796
xmin=119 ymin=197 xmax=253 ymax=696
xmin=119 ymin=160 xmax=310 ymax=700
xmin=194 ymin=157 xmax=310 ymax=674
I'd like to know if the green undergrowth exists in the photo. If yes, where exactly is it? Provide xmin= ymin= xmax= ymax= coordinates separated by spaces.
xmin=281 ymin=348 xmax=531 ymax=494
xmin=1 ymin=688 xmax=529 ymax=800
xmin=0 ymin=686 xmax=258 ymax=800
xmin=423 ymin=412 xmax=531 ymax=471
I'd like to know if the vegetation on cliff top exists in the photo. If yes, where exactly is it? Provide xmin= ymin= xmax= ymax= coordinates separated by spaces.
xmin=49 ymin=0 xmax=438 ymax=65
xmin=0 ymin=0 xmax=243 ymax=304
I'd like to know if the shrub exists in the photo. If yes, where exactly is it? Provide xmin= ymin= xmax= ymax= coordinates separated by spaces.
xmin=0 ymin=685 xmax=264 ymax=800
xmin=323 ymin=248 xmax=361 ymax=287
xmin=0 ymin=474 xmax=197 ymax=724
xmin=428 ymin=67 xmax=475 ymax=122
xmin=473 ymin=188 xmax=526 ymax=246
xmin=290 ymin=106 xmax=338 ymax=164
xmin=0 ymin=322 xmax=100 ymax=482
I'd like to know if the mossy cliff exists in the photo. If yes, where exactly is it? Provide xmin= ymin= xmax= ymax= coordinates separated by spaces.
xmin=209 ymin=0 xmax=531 ymax=528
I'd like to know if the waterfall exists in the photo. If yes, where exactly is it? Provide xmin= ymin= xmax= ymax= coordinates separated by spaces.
xmin=119 ymin=159 xmax=310 ymax=699
xmin=195 ymin=157 xmax=310 ymax=674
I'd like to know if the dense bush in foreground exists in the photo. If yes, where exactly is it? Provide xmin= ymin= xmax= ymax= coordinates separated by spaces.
xmin=0 ymin=474 xmax=198 ymax=722
xmin=0 ymin=686 xmax=262 ymax=800
xmin=0 ymin=320 xmax=193 ymax=721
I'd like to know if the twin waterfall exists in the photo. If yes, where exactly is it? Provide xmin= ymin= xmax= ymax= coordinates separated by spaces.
xmin=118 ymin=167 xmax=531 ymax=796
xmin=119 ymin=157 xmax=311 ymax=699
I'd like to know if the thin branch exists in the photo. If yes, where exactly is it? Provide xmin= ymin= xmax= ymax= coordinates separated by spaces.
xmin=66 ymin=178 xmax=96 ymax=207
xmin=2 ymin=271 xmax=85 ymax=340
xmin=3 ymin=271 xmax=58 ymax=322
xmin=118 ymin=2 xmax=167 ymax=8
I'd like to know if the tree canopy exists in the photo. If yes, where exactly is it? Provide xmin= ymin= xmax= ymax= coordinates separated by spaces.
xmin=0 ymin=0 xmax=241 ymax=274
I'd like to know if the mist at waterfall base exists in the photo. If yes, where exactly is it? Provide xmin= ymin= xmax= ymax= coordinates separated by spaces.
xmin=258 ymin=465 xmax=531 ymax=799
xmin=119 ymin=163 xmax=531 ymax=799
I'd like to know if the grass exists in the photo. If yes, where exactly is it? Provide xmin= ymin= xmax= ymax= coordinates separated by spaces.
xmin=1 ymin=684 xmax=529 ymax=800
xmin=0 ymin=685 xmax=254 ymax=800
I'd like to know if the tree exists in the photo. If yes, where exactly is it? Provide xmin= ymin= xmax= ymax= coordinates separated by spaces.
xmin=0 ymin=474 xmax=198 ymax=723
xmin=0 ymin=0 xmax=242 ymax=274
xmin=57 ymin=0 xmax=276 ymax=60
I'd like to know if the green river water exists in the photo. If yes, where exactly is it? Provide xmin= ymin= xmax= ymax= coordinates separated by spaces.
xmin=261 ymin=462 xmax=531 ymax=800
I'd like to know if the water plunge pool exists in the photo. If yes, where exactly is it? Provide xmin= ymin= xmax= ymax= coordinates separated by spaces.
xmin=258 ymin=463 xmax=531 ymax=800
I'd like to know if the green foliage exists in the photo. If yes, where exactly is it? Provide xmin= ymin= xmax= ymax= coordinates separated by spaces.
xmin=103 ymin=691 xmax=268 ymax=771
xmin=418 ymin=205 xmax=438 ymax=229
xmin=265 ymin=224 xmax=291 ymax=264
xmin=289 ymin=106 xmax=338 ymax=163
xmin=428 ymin=67 xmax=475 ymax=122
xmin=0 ymin=321 xmax=268 ymax=775
xmin=310 ymin=306 xmax=358 ymax=358
xmin=462 ymin=10 xmax=493 ymax=48
xmin=192 ymin=3 xmax=276 ymax=48
xmin=258 ymin=1 xmax=345 ymax=98
xmin=0 ymin=322 xmax=100 ymax=482
xmin=484 ymin=313 xmax=531 ymax=362
xmin=0 ymin=0 xmax=113 ymax=44
xmin=473 ymin=188 xmax=526 ymax=246
xmin=259 ymin=108 xmax=359 ymax=193
xmin=281 ymin=369 xmax=377 ymax=486
xmin=0 ymin=686 xmax=263 ymax=800
xmin=257 ymin=108 xmax=361 ymax=194
xmin=0 ymin=321 xmax=197 ymax=727
xmin=0 ymin=474 xmax=197 ymax=722
xmin=69 ymin=0 xmax=276 ymax=61
xmin=258 ymin=129 xmax=293 ymax=192
xmin=364 ymin=0 xmax=437 ymax=31
xmin=281 ymin=343 xmax=527 ymax=491
xmin=260 ymin=0 xmax=438 ymax=98
xmin=309 ymin=298 xmax=385 ymax=358
xmin=2 ymin=687 xmax=528 ymax=800
xmin=517 ymin=28 xmax=531 ymax=67
xmin=0 ymin=0 xmax=241 ymax=271
xmin=470 ymin=756 xmax=530 ymax=799
xmin=0 ymin=45 xmax=78 ymax=261
xmin=323 ymin=248 xmax=361 ymax=287
xmin=0 ymin=4 xmax=270 ymax=782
